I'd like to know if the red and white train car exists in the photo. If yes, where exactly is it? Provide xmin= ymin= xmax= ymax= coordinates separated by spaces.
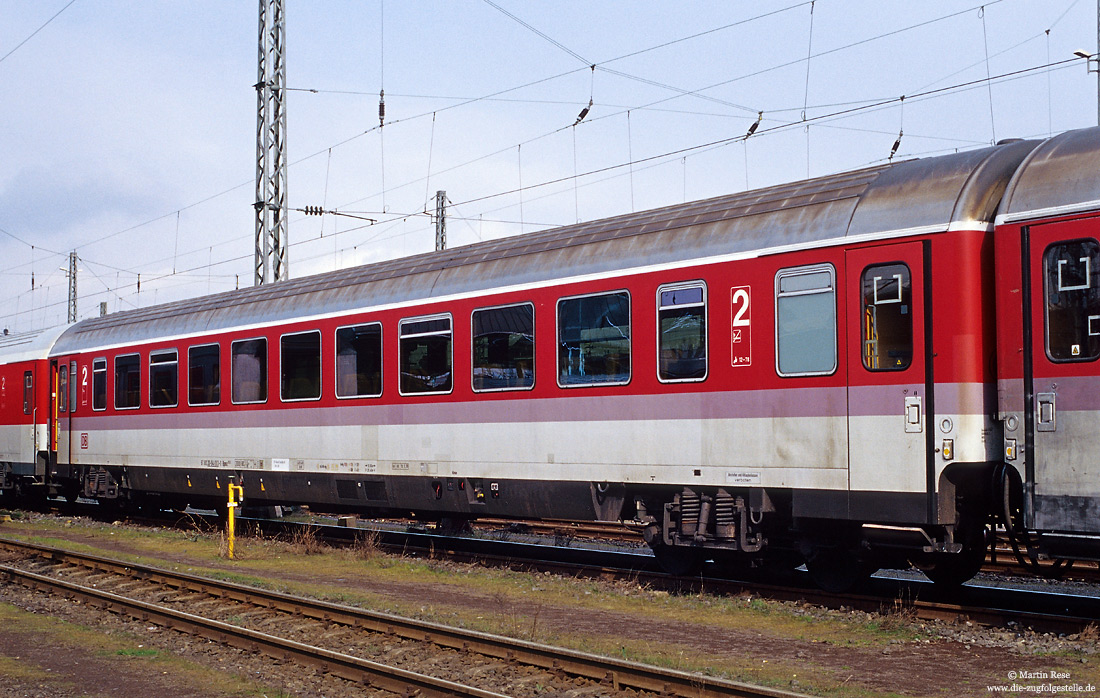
xmin=4 ymin=127 xmax=1100 ymax=589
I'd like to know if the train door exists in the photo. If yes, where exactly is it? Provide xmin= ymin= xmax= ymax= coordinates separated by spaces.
xmin=844 ymin=240 xmax=932 ymax=523
xmin=1021 ymin=218 xmax=1100 ymax=533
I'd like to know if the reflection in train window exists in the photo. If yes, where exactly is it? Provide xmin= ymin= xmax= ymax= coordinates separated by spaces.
xmin=92 ymin=358 xmax=106 ymax=411
xmin=149 ymin=349 xmax=178 ymax=407
xmin=231 ymin=338 xmax=268 ymax=404
xmin=399 ymin=315 xmax=452 ymax=395
xmin=281 ymin=331 xmax=321 ymax=401
xmin=336 ymin=323 xmax=382 ymax=398
xmin=861 ymin=263 xmax=912 ymax=371
xmin=558 ymin=291 xmax=631 ymax=386
xmin=114 ymin=353 xmax=141 ymax=409
xmin=657 ymin=283 xmax=707 ymax=382
xmin=472 ymin=303 xmax=534 ymax=392
xmin=188 ymin=344 xmax=220 ymax=406
xmin=58 ymin=364 xmax=68 ymax=413
xmin=1045 ymin=239 xmax=1100 ymax=362
xmin=775 ymin=264 xmax=837 ymax=376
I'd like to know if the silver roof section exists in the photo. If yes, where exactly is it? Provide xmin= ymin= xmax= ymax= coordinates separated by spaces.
xmin=999 ymin=126 xmax=1100 ymax=224
xmin=0 ymin=326 xmax=72 ymax=364
xmin=52 ymin=138 xmax=1040 ymax=355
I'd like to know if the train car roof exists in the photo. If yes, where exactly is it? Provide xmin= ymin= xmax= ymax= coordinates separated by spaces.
xmin=998 ymin=127 xmax=1100 ymax=225
xmin=0 ymin=326 xmax=72 ymax=364
xmin=52 ymin=135 xmax=1044 ymax=354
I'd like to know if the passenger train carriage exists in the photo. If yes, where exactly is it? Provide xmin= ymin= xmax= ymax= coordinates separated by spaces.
xmin=3 ymin=127 xmax=1100 ymax=589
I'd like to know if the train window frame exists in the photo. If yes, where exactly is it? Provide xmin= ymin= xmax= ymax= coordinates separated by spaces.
xmin=149 ymin=348 xmax=178 ymax=408
xmin=92 ymin=358 xmax=107 ymax=411
xmin=187 ymin=343 xmax=221 ymax=406
xmin=556 ymin=289 xmax=632 ymax=388
xmin=231 ymin=337 xmax=269 ymax=405
xmin=656 ymin=281 xmax=708 ymax=384
xmin=280 ymin=330 xmax=323 ymax=402
xmin=58 ymin=364 xmax=68 ymax=413
xmin=1043 ymin=238 xmax=1100 ymax=363
xmin=335 ymin=322 xmax=383 ymax=400
xmin=774 ymin=263 xmax=838 ymax=377
xmin=471 ymin=302 xmax=535 ymax=393
xmin=69 ymin=361 xmax=77 ymax=414
xmin=860 ymin=262 xmax=913 ymax=372
xmin=398 ymin=313 xmax=453 ymax=396
xmin=114 ymin=353 xmax=141 ymax=410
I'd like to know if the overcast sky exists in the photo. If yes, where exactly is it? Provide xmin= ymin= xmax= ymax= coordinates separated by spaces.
xmin=0 ymin=0 xmax=1096 ymax=331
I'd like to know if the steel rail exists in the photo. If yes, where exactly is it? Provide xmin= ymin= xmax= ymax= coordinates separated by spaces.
xmin=0 ymin=562 xmax=508 ymax=698
xmin=0 ymin=537 xmax=806 ymax=698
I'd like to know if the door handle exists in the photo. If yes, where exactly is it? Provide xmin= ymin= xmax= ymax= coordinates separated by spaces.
xmin=904 ymin=396 xmax=922 ymax=433
xmin=1037 ymin=392 xmax=1056 ymax=432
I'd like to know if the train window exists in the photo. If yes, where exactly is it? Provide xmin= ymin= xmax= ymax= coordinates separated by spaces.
xmin=58 ymin=364 xmax=68 ymax=413
xmin=398 ymin=314 xmax=452 ymax=395
xmin=860 ymin=263 xmax=913 ymax=371
xmin=92 ymin=358 xmax=106 ymax=411
xmin=22 ymin=371 xmax=31 ymax=415
xmin=231 ymin=338 xmax=268 ymax=404
xmin=114 ymin=353 xmax=140 ymax=409
xmin=657 ymin=283 xmax=707 ymax=382
xmin=472 ymin=303 xmax=534 ymax=392
xmin=149 ymin=349 xmax=178 ymax=408
xmin=336 ymin=323 xmax=382 ymax=398
xmin=1045 ymin=239 xmax=1100 ymax=362
xmin=281 ymin=331 xmax=321 ymax=401
xmin=69 ymin=361 xmax=77 ymax=413
xmin=557 ymin=291 xmax=631 ymax=387
xmin=775 ymin=264 xmax=837 ymax=376
xmin=188 ymin=344 xmax=221 ymax=406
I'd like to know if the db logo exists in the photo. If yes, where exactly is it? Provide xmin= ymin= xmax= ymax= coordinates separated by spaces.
xmin=79 ymin=433 xmax=89 ymax=449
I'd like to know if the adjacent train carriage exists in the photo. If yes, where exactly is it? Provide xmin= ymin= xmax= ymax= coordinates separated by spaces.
xmin=5 ymin=127 xmax=1100 ymax=589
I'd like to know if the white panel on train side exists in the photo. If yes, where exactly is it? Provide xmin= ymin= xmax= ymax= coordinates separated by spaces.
xmin=70 ymin=416 xmax=849 ymax=491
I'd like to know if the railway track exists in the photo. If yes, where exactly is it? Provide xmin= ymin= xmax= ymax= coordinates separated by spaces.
xmin=0 ymin=537 xmax=803 ymax=698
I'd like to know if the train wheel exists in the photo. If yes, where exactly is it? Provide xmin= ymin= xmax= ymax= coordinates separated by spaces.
xmin=805 ymin=547 xmax=876 ymax=592
xmin=650 ymin=542 xmax=705 ymax=576
xmin=437 ymin=516 xmax=471 ymax=536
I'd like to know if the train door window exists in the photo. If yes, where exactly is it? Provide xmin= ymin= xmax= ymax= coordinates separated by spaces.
xmin=860 ymin=263 xmax=913 ymax=371
xmin=22 ymin=371 xmax=32 ymax=415
xmin=231 ymin=338 xmax=267 ymax=404
xmin=58 ymin=364 xmax=68 ymax=413
xmin=69 ymin=361 xmax=77 ymax=413
xmin=149 ymin=349 xmax=178 ymax=408
xmin=335 ymin=323 xmax=382 ymax=398
xmin=114 ymin=354 xmax=140 ymax=409
xmin=657 ymin=282 xmax=707 ymax=382
xmin=1044 ymin=239 xmax=1100 ymax=362
xmin=398 ymin=314 xmax=452 ymax=395
xmin=557 ymin=290 xmax=631 ymax=387
xmin=188 ymin=344 xmax=221 ymax=406
xmin=92 ymin=358 xmax=106 ymax=411
xmin=281 ymin=330 xmax=321 ymax=401
xmin=472 ymin=303 xmax=534 ymax=392
xmin=775 ymin=264 xmax=837 ymax=376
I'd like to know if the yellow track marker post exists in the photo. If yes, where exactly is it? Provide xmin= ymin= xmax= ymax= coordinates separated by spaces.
xmin=226 ymin=480 xmax=244 ymax=560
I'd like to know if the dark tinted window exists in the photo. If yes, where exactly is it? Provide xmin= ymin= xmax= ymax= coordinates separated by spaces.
xmin=114 ymin=354 xmax=140 ymax=409
xmin=336 ymin=323 xmax=382 ymax=398
xmin=861 ymin=263 xmax=913 ymax=371
xmin=473 ymin=304 xmax=534 ymax=391
xmin=658 ymin=284 xmax=706 ymax=381
xmin=188 ymin=344 xmax=220 ymax=405
xmin=149 ymin=350 xmax=178 ymax=407
xmin=22 ymin=371 xmax=31 ymax=415
xmin=1045 ymin=239 xmax=1100 ymax=362
xmin=399 ymin=315 xmax=452 ymax=394
xmin=92 ymin=359 xmax=106 ymax=411
xmin=58 ymin=365 xmax=68 ymax=413
xmin=558 ymin=291 xmax=631 ymax=386
xmin=281 ymin=331 xmax=321 ymax=400
xmin=232 ymin=338 xmax=268 ymax=403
